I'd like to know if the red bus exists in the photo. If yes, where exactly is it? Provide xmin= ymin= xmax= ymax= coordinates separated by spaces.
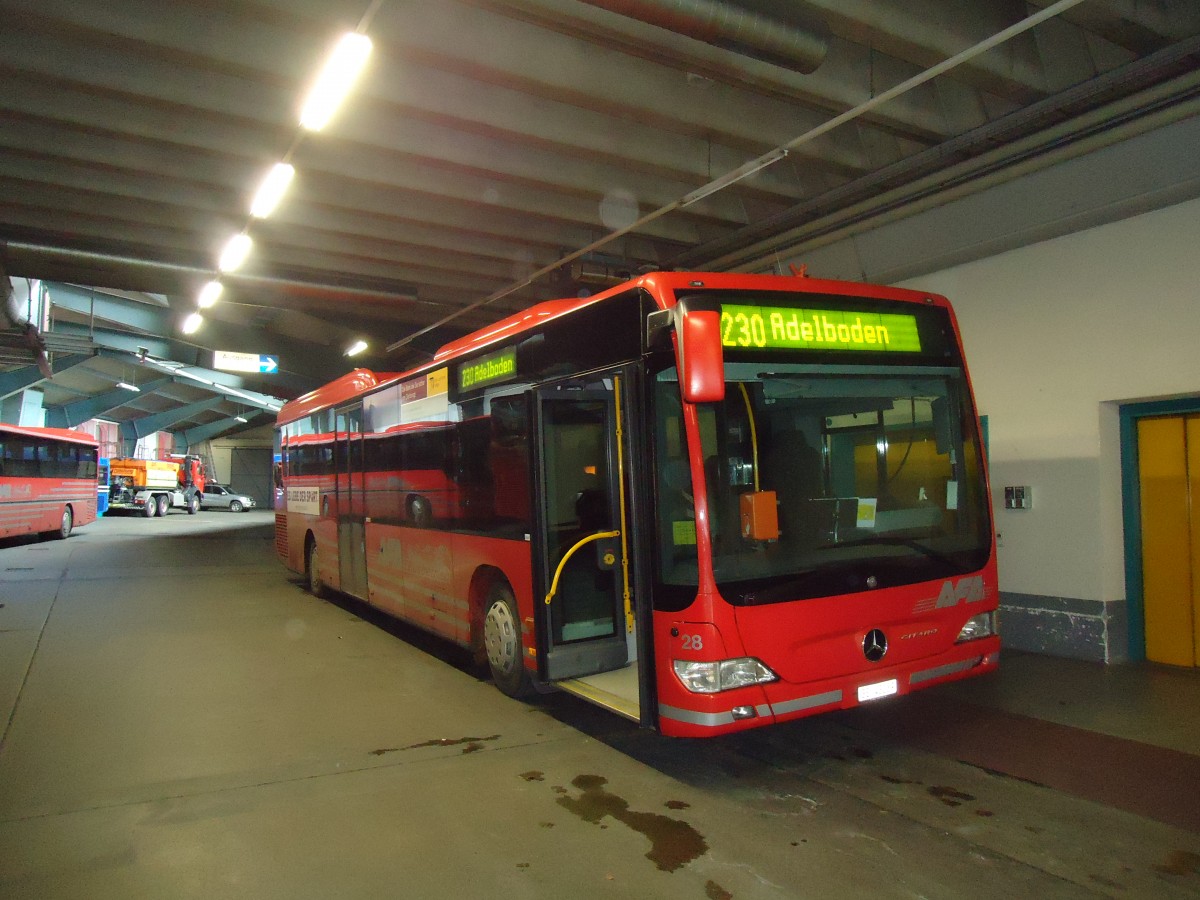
xmin=275 ymin=271 xmax=999 ymax=737
xmin=0 ymin=423 xmax=99 ymax=540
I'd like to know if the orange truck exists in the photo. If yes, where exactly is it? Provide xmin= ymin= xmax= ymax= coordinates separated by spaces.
xmin=107 ymin=455 xmax=206 ymax=517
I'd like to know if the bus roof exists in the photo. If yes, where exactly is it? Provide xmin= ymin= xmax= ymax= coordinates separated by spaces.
xmin=431 ymin=270 xmax=948 ymax=362
xmin=276 ymin=271 xmax=952 ymax=427
xmin=276 ymin=368 xmax=405 ymax=428
xmin=0 ymin=422 xmax=99 ymax=447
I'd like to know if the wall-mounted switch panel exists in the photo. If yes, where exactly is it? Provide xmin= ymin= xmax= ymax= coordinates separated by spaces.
xmin=1004 ymin=486 xmax=1032 ymax=509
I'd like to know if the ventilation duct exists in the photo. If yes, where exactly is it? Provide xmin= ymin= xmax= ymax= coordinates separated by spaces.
xmin=580 ymin=0 xmax=829 ymax=74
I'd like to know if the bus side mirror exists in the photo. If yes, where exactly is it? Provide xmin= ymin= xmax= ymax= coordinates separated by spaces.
xmin=677 ymin=303 xmax=725 ymax=404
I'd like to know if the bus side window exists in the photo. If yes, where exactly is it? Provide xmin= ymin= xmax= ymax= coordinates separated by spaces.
xmin=489 ymin=395 xmax=531 ymax=527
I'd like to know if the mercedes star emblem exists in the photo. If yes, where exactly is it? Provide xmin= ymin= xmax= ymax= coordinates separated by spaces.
xmin=863 ymin=628 xmax=888 ymax=662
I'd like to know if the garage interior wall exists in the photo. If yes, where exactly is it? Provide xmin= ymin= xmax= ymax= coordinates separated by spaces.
xmin=198 ymin=427 xmax=274 ymax=508
xmin=767 ymin=109 xmax=1200 ymax=663
xmin=903 ymin=195 xmax=1200 ymax=663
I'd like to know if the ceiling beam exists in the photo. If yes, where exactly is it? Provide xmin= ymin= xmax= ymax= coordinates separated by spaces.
xmin=45 ymin=376 xmax=173 ymax=428
xmin=0 ymin=352 xmax=92 ymax=400
xmin=120 ymin=395 xmax=226 ymax=439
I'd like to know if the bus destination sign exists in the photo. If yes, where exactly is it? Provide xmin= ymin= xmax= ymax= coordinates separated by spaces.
xmin=458 ymin=345 xmax=517 ymax=391
xmin=720 ymin=304 xmax=922 ymax=353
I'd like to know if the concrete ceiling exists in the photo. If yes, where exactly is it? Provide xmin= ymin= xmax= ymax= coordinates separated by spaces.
xmin=1 ymin=0 xmax=1198 ymax=438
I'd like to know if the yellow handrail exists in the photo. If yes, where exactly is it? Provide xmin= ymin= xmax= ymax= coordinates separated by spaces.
xmin=544 ymin=530 xmax=621 ymax=605
xmin=613 ymin=375 xmax=633 ymax=633
xmin=738 ymin=382 xmax=760 ymax=491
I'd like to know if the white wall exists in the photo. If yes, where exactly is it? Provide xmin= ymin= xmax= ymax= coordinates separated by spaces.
xmin=899 ymin=196 xmax=1200 ymax=605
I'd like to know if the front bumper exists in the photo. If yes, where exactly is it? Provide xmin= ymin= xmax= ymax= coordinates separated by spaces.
xmin=657 ymin=637 xmax=1000 ymax=737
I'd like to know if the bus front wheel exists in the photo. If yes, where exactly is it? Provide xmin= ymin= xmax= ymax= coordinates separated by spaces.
xmin=483 ymin=582 xmax=533 ymax=698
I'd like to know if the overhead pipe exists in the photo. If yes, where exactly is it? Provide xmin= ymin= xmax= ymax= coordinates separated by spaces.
xmin=0 ymin=260 xmax=52 ymax=378
xmin=0 ymin=240 xmax=439 ymax=309
xmin=387 ymin=0 xmax=1090 ymax=353
xmin=579 ymin=0 xmax=829 ymax=74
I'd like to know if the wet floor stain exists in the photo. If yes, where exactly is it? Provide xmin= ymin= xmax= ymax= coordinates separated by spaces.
xmin=705 ymin=880 xmax=733 ymax=899
xmin=928 ymin=786 xmax=975 ymax=807
xmin=369 ymin=734 xmax=501 ymax=756
xmin=665 ymin=800 xmax=690 ymax=810
xmin=519 ymin=770 xmax=544 ymax=782
xmin=880 ymin=774 xmax=922 ymax=786
xmin=556 ymin=774 xmax=709 ymax=872
xmin=1156 ymin=850 xmax=1200 ymax=876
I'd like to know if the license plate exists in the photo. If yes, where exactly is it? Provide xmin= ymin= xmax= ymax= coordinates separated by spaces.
xmin=857 ymin=679 xmax=898 ymax=703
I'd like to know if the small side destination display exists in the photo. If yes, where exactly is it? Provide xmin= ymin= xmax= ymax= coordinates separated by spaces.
xmin=458 ymin=346 xmax=517 ymax=391
xmin=720 ymin=304 xmax=922 ymax=353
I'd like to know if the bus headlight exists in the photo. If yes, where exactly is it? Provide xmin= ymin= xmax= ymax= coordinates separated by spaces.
xmin=956 ymin=611 xmax=997 ymax=642
xmin=673 ymin=658 xmax=777 ymax=693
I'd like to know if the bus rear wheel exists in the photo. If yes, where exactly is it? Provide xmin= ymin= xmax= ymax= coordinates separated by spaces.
xmin=483 ymin=582 xmax=533 ymax=698
xmin=57 ymin=506 xmax=73 ymax=539
xmin=306 ymin=539 xmax=327 ymax=598
xmin=408 ymin=496 xmax=431 ymax=528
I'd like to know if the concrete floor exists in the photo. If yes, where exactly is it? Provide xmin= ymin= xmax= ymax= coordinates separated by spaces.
xmin=1 ymin=511 xmax=1198 ymax=898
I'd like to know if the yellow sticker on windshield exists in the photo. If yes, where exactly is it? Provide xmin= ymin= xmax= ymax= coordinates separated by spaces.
xmin=672 ymin=520 xmax=697 ymax=545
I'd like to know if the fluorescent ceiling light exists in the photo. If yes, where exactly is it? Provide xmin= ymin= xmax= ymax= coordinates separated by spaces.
xmin=345 ymin=339 xmax=368 ymax=357
xmin=182 ymin=312 xmax=204 ymax=334
xmin=250 ymin=162 xmax=295 ymax=218
xmin=235 ymin=415 xmax=249 ymax=423
xmin=197 ymin=280 xmax=223 ymax=309
xmin=300 ymin=32 xmax=373 ymax=131
xmin=116 ymin=381 xmax=141 ymax=392
xmin=218 ymin=233 xmax=252 ymax=273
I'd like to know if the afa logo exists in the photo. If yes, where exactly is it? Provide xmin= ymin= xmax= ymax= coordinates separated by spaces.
xmin=912 ymin=575 xmax=987 ymax=613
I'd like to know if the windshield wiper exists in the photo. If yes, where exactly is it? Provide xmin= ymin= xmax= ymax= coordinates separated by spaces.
xmin=819 ymin=535 xmax=967 ymax=571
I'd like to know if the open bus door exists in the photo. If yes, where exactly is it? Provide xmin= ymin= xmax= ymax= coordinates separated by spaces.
xmin=334 ymin=402 xmax=368 ymax=599
xmin=532 ymin=369 xmax=642 ymax=718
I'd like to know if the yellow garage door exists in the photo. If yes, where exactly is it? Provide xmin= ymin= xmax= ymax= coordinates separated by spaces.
xmin=1137 ymin=415 xmax=1200 ymax=667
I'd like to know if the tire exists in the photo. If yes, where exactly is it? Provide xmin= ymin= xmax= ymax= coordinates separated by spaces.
xmin=230 ymin=500 xmax=243 ymax=513
xmin=156 ymin=494 xmax=170 ymax=517
xmin=408 ymin=495 xmax=432 ymax=528
xmin=57 ymin=506 xmax=73 ymax=540
xmin=143 ymin=497 xmax=156 ymax=518
xmin=482 ymin=582 xmax=533 ymax=698
xmin=187 ymin=493 xmax=200 ymax=515
xmin=306 ymin=538 xmax=327 ymax=598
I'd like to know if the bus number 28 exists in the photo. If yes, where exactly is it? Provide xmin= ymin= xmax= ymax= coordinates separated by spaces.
xmin=681 ymin=634 xmax=703 ymax=651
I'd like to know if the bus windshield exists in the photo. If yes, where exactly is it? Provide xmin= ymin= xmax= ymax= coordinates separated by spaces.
xmin=655 ymin=362 xmax=991 ymax=603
